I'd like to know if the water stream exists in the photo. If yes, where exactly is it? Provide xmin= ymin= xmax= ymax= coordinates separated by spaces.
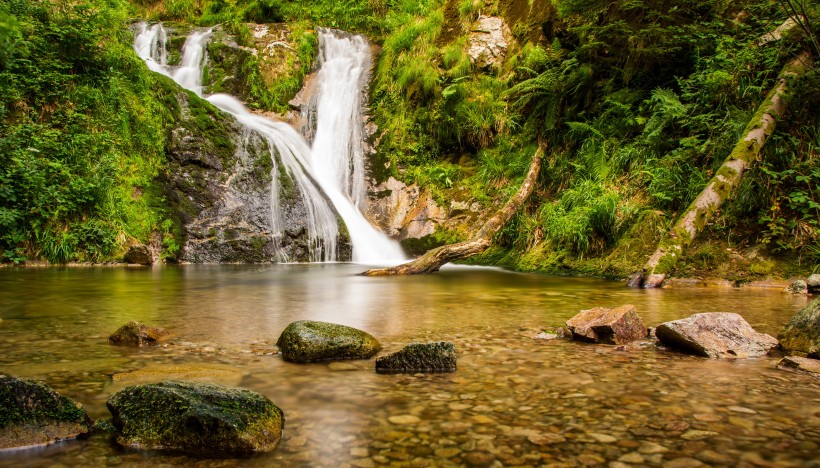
xmin=132 ymin=23 xmax=405 ymax=264
xmin=0 ymin=266 xmax=817 ymax=466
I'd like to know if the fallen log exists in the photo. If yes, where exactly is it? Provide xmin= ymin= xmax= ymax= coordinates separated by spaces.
xmin=360 ymin=143 xmax=546 ymax=276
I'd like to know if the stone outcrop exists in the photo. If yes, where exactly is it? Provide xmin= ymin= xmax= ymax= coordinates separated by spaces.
xmin=776 ymin=355 xmax=820 ymax=379
xmin=656 ymin=313 xmax=778 ymax=358
xmin=0 ymin=375 xmax=93 ymax=449
xmin=566 ymin=305 xmax=647 ymax=344
xmin=276 ymin=320 xmax=381 ymax=363
xmin=106 ymin=380 xmax=283 ymax=455
xmin=467 ymin=16 xmax=514 ymax=69
xmin=375 ymin=342 xmax=457 ymax=373
xmin=778 ymin=297 xmax=820 ymax=358
xmin=123 ymin=244 xmax=153 ymax=265
xmin=367 ymin=177 xmax=447 ymax=239
xmin=108 ymin=321 xmax=174 ymax=347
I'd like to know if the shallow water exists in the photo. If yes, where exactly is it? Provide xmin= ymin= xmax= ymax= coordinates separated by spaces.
xmin=0 ymin=265 xmax=818 ymax=467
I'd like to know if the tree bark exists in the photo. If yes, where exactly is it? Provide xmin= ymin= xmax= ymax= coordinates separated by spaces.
xmin=629 ymin=51 xmax=813 ymax=288
xmin=360 ymin=143 xmax=546 ymax=276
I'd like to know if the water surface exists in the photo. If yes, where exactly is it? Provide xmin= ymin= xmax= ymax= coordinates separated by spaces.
xmin=0 ymin=265 xmax=818 ymax=467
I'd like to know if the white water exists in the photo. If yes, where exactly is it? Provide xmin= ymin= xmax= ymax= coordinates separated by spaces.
xmin=132 ymin=23 xmax=405 ymax=264
xmin=309 ymin=29 xmax=406 ymax=264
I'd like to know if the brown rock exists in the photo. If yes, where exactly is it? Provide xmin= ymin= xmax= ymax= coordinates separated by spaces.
xmin=776 ymin=355 xmax=820 ymax=378
xmin=566 ymin=304 xmax=647 ymax=344
xmin=656 ymin=312 xmax=778 ymax=358
xmin=108 ymin=321 xmax=174 ymax=347
xmin=123 ymin=244 xmax=153 ymax=265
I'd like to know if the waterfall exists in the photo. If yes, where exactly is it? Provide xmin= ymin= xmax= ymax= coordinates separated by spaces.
xmin=308 ymin=28 xmax=406 ymax=264
xmin=132 ymin=23 xmax=404 ymax=265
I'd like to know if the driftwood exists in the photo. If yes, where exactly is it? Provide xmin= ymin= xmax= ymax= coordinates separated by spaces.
xmin=629 ymin=51 xmax=813 ymax=288
xmin=360 ymin=143 xmax=546 ymax=276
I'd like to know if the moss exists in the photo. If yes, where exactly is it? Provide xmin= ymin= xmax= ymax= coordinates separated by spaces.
xmin=0 ymin=375 xmax=91 ymax=432
xmin=375 ymin=342 xmax=457 ymax=373
xmin=777 ymin=298 xmax=820 ymax=358
xmin=276 ymin=320 xmax=381 ymax=363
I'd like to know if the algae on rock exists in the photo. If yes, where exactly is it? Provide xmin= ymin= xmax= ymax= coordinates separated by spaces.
xmin=276 ymin=320 xmax=381 ymax=362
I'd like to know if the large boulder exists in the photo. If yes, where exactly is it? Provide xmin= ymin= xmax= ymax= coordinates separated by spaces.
xmin=375 ymin=342 xmax=457 ymax=373
xmin=106 ymin=380 xmax=283 ymax=455
xmin=656 ymin=313 xmax=778 ymax=358
xmin=276 ymin=320 xmax=381 ymax=363
xmin=778 ymin=297 xmax=820 ymax=358
xmin=807 ymin=274 xmax=820 ymax=294
xmin=108 ymin=321 xmax=174 ymax=347
xmin=566 ymin=305 xmax=647 ymax=344
xmin=0 ymin=375 xmax=92 ymax=449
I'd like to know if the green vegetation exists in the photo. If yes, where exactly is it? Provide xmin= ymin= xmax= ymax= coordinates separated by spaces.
xmin=0 ymin=0 xmax=817 ymax=278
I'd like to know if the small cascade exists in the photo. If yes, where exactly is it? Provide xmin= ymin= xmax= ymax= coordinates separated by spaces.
xmin=308 ymin=29 xmax=406 ymax=264
xmin=132 ymin=22 xmax=404 ymax=264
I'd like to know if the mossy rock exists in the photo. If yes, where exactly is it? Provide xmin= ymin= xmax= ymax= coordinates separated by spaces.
xmin=106 ymin=380 xmax=284 ymax=455
xmin=0 ymin=375 xmax=92 ymax=449
xmin=375 ymin=342 xmax=457 ymax=373
xmin=276 ymin=320 xmax=381 ymax=363
xmin=778 ymin=297 xmax=820 ymax=358
xmin=108 ymin=321 xmax=174 ymax=347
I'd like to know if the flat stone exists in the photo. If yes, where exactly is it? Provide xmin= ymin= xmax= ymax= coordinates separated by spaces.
xmin=727 ymin=406 xmax=757 ymax=414
xmin=776 ymin=355 xmax=820 ymax=378
xmin=638 ymin=442 xmax=669 ymax=454
xmin=589 ymin=433 xmax=617 ymax=443
xmin=527 ymin=432 xmax=566 ymax=445
xmin=680 ymin=430 xmax=719 ymax=441
xmin=566 ymin=304 xmax=647 ymax=344
xmin=656 ymin=312 xmax=778 ymax=358
xmin=695 ymin=450 xmax=735 ymax=464
xmin=664 ymin=457 xmax=705 ymax=468
xmin=375 ymin=342 xmax=456 ymax=373
xmin=619 ymin=452 xmax=645 ymax=463
xmin=388 ymin=415 xmax=420 ymax=425
xmin=464 ymin=451 xmax=495 ymax=467
xmin=434 ymin=447 xmax=461 ymax=458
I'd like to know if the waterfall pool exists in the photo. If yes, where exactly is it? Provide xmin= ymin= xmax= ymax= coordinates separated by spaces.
xmin=0 ymin=265 xmax=817 ymax=466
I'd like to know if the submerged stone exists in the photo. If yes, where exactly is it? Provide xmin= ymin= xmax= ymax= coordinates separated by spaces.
xmin=106 ymin=380 xmax=283 ymax=455
xmin=566 ymin=304 xmax=647 ymax=344
xmin=656 ymin=312 xmax=778 ymax=358
xmin=108 ymin=321 xmax=174 ymax=347
xmin=776 ymin=355 xmax=820 ymax=378
xmin=276 ymin=320 xmax=381 ymax=363
xmin=375 ymin=342 xmax=456 ymax=373
xmin=0 ymin=375 xmax=92 ymax=450
xmin=778 ymin=297 xmax=820 ymax=358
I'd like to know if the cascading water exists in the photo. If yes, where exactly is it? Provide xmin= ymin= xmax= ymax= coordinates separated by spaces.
xmin=132 ymin=23 xmax=405 ymax=264
xmin=308 ymin=28 xmax=406 ymax=264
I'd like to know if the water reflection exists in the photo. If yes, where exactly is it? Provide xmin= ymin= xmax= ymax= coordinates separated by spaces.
xmin=0 ymin=265 xmax=817 ymax=467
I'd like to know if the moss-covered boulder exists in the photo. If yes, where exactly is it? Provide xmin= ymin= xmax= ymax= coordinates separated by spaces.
xmin=375 ymin=342 xmax=457 ymax=373
xmin=0 ymin=375 xmax=92 ymax=449
xmin=779 ymin=298 xmax=820 ymax=358
xmin=276 ymin=320 xmax=381 ymax=363
xmin=108 ymin=321 xmax=174 ymax=347
xmin=106 ymin=380 xmax=283 ymax=455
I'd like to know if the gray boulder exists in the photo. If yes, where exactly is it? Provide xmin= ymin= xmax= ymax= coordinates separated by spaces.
xmin=123 ymin=244 xmax=153 ymax=265
xmin=276 ymin=320 xmax=381 ymax=363
xmin=807 ymin=274 xmax=820 ymax=293
xmin=106 ymin=380 xmax=284 ymax=454
xmin=787 ymin=280 xmax=808 ymax=295
xmin=566 ymin=304 xmax=647 ymax=344
xmin=108 ymin=321 xmax=174 ymax=347
xmin=656 ymin=312 xmax=778 ymax=358
xmin=0 ymin=375 xmax=92 ymax=449
xmin=375 ymin=342 xmax=457 ymax=373
xmin=778 ymin=297 xmax=820 ymax=358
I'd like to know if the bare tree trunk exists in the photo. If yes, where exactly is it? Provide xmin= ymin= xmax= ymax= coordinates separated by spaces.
xmin=629 ymin=51 xmax=813 ymax=288
xmin=360 ymin=143 xmax=546 ymax=276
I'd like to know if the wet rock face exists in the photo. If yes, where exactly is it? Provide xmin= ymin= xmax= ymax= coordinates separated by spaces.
xmin=108 ymin=321 xmax=174 ymax=347
xmin=467 ymin=16 xmax=514 ymax=69
xmin=366 ymin=177 xmax=447 ymax=240
xmin=566 ymin=305 xmax=647 ymax=345
xmin=376 ymin=342 xmax=457 ymax=373
xmin=276 ymin=320 xmax=381 ymax=363
xmin=656 ymin=313 xmax=778 ymax=358
xmin=778 ymin=297 xmax=820 ymax=358
xmin=0 ymin=375 xmax=92 ymax=450
xmin=161 ymin=88 xmax=351 ymax=263
xmin=123 ymin=244 xmax=153 ymax=265
xmin=106 ymin=380 xmax=284 ymax=455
